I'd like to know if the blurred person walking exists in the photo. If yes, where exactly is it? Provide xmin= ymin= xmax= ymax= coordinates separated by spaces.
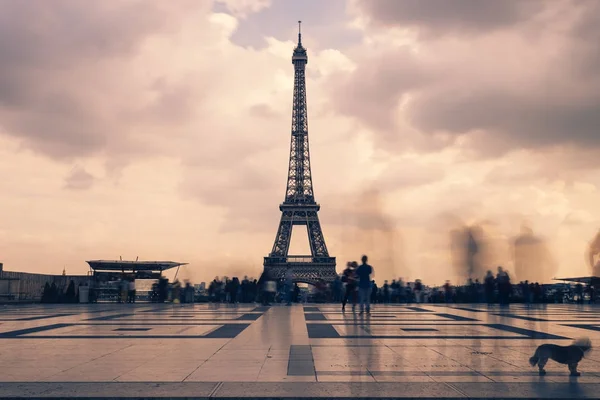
xmin=356 ymin=255 xmax=374 ymax=315
xmin=341 ymin=261 xmax=357 ymax=312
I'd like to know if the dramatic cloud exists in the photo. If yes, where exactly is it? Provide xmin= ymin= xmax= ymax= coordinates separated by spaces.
xmin=352 ymin=0 xmax=545 ymax=37
xmin=331 ymin=0 xmax=600 ymax=158
xmin=0 ymin=0 xmax=207 ymax=159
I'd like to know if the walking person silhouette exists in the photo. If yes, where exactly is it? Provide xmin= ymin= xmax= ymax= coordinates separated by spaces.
xmin=355 ymin=255 xmax=374 ymax=315
xmin=341 ymin=262 xmax=357 ymax=312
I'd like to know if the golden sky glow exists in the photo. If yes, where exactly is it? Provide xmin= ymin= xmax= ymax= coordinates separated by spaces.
xmin=1 ymin=0 xmax=600 ymax=284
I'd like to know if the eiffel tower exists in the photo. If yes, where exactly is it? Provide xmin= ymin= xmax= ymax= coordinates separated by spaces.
xmin=263 ymin=22 xmax=337 ymax=285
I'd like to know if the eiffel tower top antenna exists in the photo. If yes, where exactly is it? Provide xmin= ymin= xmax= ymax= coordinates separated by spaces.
xmin=298 ymin=20 xmax=302 ymax=45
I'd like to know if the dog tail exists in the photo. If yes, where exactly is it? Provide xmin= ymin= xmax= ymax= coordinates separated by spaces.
xmin=529 ymin=348 xmax=539 ymax=366
xmin=573 ymin=337 xmax=592 ymax=355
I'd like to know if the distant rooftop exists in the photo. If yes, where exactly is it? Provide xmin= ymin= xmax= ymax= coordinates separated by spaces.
xmin=554 ymin=276 xmax=600 ymax=284
xmin=86 ymin=260 xmax=187 ymax=272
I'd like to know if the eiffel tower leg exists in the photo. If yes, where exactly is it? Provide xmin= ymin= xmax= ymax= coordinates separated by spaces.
xmin=270 ymin=211 xmax=293 ymax=257
xmin=306 ymin=212 xmax=328 ymax=257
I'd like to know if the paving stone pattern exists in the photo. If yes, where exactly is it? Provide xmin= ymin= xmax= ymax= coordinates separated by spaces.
xmin=1 ymin=303 xmax=600 ymax=397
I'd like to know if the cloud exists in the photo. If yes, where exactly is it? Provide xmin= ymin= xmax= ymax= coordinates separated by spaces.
xmin=376 ymin=156 xmax=445 ymax=190
xmin=329 ymin=1 xmax=600 ymax=159
xmin=352 ymin=0 xmax=546 ymax=37
xmin=64 ymin=165 xmax=95 ymax=190
xmin=214 ymin=0 xmax=271 ymax=19
xmin=0 ymin=1 xmax=239 ymax=163
xmin=180 ymin=148 xmax=285 ymax=233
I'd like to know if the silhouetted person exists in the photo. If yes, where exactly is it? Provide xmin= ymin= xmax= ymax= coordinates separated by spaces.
xmin=371 ymin=281 xmax=378 ymax=304
xmin=474 ymin=279 xmax=482 ymax=303
xmin=127 ymin=279 xmax=136 ymax=303
xmin=444 ymin=281 xmax=452 ymax=304
xmin=414 ymin=279 xmax=423 ymax=303
xmin=522 ymin=280 xmax=531 ymax=304
xmin=355 ymin=255 xmax=374 ymax=314
xmin=293 ymin=283 xmax=300 ymax=303
xmin=65 ymin=280 xmax=76 ymax=303
xmin=332 ymin=276 xmax=343 ymax=302
xmin=230 ymin=277 xmax=240 ymax=303
xmin=284 ymin=269 xmax=294 ymax=306
xmin=258 ymin=270 xmax=275 ymax=305
xmin=50 ymin=282 xmax=59 ymax=303
xmin=251 ymin=279 xmax=258 ymax=302
xmin=341 ymin=262 xmax=357 ymax=312
xmin=184 ymin=282 xmax=194 ymax=303
xmin=383 ymin=280 xmax=390 ymax=303
xmin=157 ymin=277 xmax=168 ymax=303
xmin=484 ymin=270 xmax=495 ymax=304
xmin=576 ymin=283 xmax=584 ymax=304
xmin=496 ymin=266 xmax=511 ymax=305
xmin=406 ymin=283 xmax=413 ymax=304
xmin=397 ymin=279 xmax=405 ymax=303
xmin=119 ymin=278 xmax=128 ymax=304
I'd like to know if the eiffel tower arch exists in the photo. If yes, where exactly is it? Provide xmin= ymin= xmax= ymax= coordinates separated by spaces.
xmin=263 ymin=22 xmax=337 ymax=285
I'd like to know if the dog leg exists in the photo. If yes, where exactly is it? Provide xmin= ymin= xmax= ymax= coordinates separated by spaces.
xmin=569 ymin=363 xmax=581 ymax=377
xmin=538 ymin=358 xmax=547 ymax=376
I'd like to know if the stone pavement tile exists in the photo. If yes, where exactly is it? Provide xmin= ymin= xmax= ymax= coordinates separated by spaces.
xmin=314 ymin=359 xmax=369 ymax=371
xmin=0 ymin=367 xmax=64 ymax=382
xmin=41 ymin=366 xmax=139 ymax=382
xmin=544 ymin=374 xmax=600 ymax=384
xmin=449 ymin=382 xmax=600 ymax=398
xmin=261 ymin=360 xmax=290 ymax=373
xmin=361 ymin=360 xmax=416 ymax=370
xmin=486 ymin=375 xmax=552 ymax=383
xmin=353 ymin=349 xmax=400 ymax=359
xmin=261 ymin=360 xmax=308 ymax=381
xmin=189 ymin=372 xmax=260 ymax=382
xmin=312 ymin=354 xmax=356 ymax=363
xmin=115 ymin=372 xmax=192 ymax=382
xmin=185 ymin=364 xmax=262 ymax=382
xmin=257 ymin=375 xmax=317 ymax=382
xmin=201 ymin=359 xmax=265 ymax=368
xmin=317 ymin=374 xmax=376 ymax=382
xmin=429 ymin=375 xmax=494 ymax=383
xmin=467 ymin=359 xmax=525 ymax=372
xmin=214 ymin=382 xmax=465 ymax=397
xmin=115 ymin=365 xmax=199 ymax=382
xmin=0 ymin=382 xmax=218 ymax=398
xmin=373 ymin=375 xmax=436 ymax=383
xmin=208 ymin=350 xmax=268 ymax=361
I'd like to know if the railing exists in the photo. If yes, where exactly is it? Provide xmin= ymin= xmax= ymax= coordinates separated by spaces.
xmin=286 ymin=256 xmax=314 ymax=263
xmin=264 ymin=256 xmax=336 ymax=264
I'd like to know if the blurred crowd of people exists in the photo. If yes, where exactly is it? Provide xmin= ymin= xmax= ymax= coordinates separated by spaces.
xmin=333 ymin=264 xmax=596 ymax=308
xmin=92 ymin=258 xmax=597 ymax=306
xmin=169 ymin=263 xmax=597 ymax=306
xmin=206 ymin=274 xmax=302 ymax=305
xmin=149 ymin=278 xmax=195 ymax=303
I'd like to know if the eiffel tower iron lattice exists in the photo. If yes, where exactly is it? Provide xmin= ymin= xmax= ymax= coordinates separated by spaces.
xmin=263 ymin=22 xmax=337 ymax=285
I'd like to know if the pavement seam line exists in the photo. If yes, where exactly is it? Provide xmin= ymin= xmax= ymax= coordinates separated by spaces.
xmin=444 ymin=382 xmax=468 ymax=397
xmin=44 ymin=342 xmax=135 ymax=380
xmin=209 ymin=381 xmax=224 ymax=397
xmin=182 ymin=340 xmax=229 ymax=382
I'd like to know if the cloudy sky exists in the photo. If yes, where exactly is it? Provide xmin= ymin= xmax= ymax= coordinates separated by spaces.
xmin=1 ymin=0 xmax=600 ymax=284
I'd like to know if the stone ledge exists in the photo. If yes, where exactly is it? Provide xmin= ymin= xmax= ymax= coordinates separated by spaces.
xmin=0 ymin=382 xmax=599 ymax=399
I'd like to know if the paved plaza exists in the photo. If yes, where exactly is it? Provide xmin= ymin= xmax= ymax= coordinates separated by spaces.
xmin=2 ymin=303 xmax=600 ymax=398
